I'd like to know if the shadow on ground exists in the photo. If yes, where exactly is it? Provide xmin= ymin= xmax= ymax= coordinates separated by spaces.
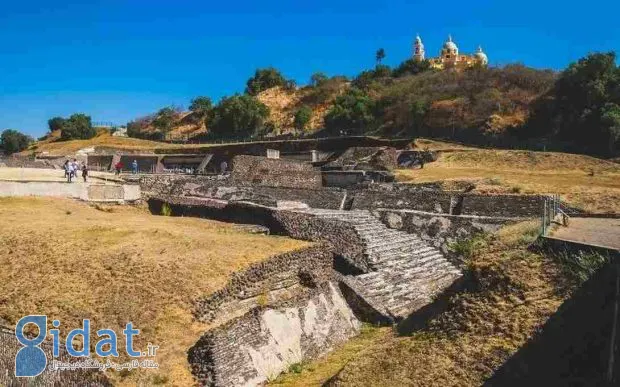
xmin=485 ymin=263 xmax=620 ymax=387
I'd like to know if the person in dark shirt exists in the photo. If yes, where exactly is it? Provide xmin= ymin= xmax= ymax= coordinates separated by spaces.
xmin=82 ymin=164 xmax=88 ymax=182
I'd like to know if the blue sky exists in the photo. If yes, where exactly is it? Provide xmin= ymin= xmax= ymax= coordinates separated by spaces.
xmin=1 ymin=0 xmax=618 ymax=137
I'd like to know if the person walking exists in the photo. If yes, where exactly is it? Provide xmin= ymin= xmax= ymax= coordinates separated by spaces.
xmin=63 ymin=160 xmax=69 ymax=179
xmin=115 ymin=161 xmax=123 ymax=175
xmin=82 ymin=164 xmax=88 ymax=182
xmin=66 ymin=161 xmax=73 ymax=183
xmin=132 ymin=159 xmax=138 ymax=174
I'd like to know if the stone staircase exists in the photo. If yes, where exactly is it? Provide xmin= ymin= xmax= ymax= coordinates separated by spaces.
xmin=295 ymin=209 xmax=462 ymax=320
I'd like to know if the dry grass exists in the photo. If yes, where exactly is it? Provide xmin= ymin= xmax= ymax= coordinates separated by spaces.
xmin=396 ymin=146 xmax=620 ymax=213
xmin=0 ymin=197 xmax=308 ymax=385
xmin=324 ymin=222 xmax=573 ymax=386
xmin=26 ymin=131 xmax=175 ymax=156
xmin=269 ymin=325 xmax=391 ymax=386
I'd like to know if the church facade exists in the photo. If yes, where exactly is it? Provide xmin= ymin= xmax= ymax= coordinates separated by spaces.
xmin=413 ymin=34 xmax=488 ymax=70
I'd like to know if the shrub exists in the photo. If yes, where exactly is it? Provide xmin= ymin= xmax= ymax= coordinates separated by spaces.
xmin=393 ymin=59 xmax=432 ymax=78
xmin=324 ymin=88 xmax=377 ymax=135
xmin=245 ymin=67 xmax=289 ymax=96
xmin=209 ymin=95 xmax=270 ymax=139
xmin=294 ymin=105 xmax=313 ymax=132
xmin=152 ymin=107 xmax=178 ymax=136
xmin=47 ymin=117 xmax=65 ymax=132
xmin=189 ymin=96 xmax=213 ymax=123
xmin=0 ymin=129 xmax=33 ymax=154
xmin=352 ymin=65 xmax=392 ymax=90
xmin=160 ymin=203 xmax=172 ymax=216
xmin=310 ymin=72 xmax=329 ymax=87
xmin=60 ymin=113 xmax=96 ymax=140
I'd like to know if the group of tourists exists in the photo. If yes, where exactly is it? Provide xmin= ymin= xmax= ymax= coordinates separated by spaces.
xmin=63 ymin=159 xmax=88 ymax=183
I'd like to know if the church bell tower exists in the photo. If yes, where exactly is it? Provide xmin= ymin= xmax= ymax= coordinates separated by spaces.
xmin=413 ymin=34 xmax=425 ymax=61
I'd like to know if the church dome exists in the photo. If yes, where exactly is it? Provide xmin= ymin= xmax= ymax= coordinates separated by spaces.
xmin=475 ymin=46 xmax=488 ymax=64
xmin=443 ymin=35 xmax=458 ymax=51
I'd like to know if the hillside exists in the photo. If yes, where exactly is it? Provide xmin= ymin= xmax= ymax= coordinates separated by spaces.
xmin=256 ymin=79 xmax=348 ymax=134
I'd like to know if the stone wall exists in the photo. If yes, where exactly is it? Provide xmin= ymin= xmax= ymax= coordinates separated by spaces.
xmin=188 ymin=282 xmax=361 ymax=387
xmin=139 ymin=174 xmax=346 ymax=208
xmin=194 ymin=245 xmax=334 ymax=323
xmin=231 ymin=155 xmax=322 ymax=189
xmin=460 ymin=194 xmax=546 ymax=218
xmin=350 ymin=189 xmax=454 ymax=213
xmin=147 ymin=196 xmax=367 ymax=271
xmin=0 ymin=326 xmax=110 ymax=386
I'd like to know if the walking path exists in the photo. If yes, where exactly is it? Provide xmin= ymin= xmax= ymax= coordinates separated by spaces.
xmin=552 ymin=217 xmax=620 ymax=250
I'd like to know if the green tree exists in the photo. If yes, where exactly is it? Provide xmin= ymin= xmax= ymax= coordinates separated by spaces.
xmin=47 ymin=117 xmax=65 ymax=132
xmin=375 ymin=48 xmax=386 ymax=65
xmin=1 ymin=129 xmax=33 ymax=154
xmin=60 ymin=114 xmax=95 ymax=140
xmin=245 ymin=67 xmax=288 ymax=95
xmin=352 ymin=65 xmax=392 ymax=90
xmin=294 ymin=105 xmax=313 ymax=132
xmin=530 ymin=52 xmax=620 ymax=155
xmin=152 ymin=107 xmax=177 ymax=136
xmin=324 ymin=88 xmax=377 ymax=135
xmin=310 ymin=72 xmax=329 ymax=87
xmin=393 ymin=59 xmax=432 ymax=77
xmin=601 ymin=103 xmax=620 ymax=155
xmin=209 ymin=95 xmax=270 ymax=139
xmin=189 ymin=96 xmax=213 ymax=123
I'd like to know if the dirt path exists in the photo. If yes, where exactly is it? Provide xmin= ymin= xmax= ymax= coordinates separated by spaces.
xmin=552 ymin=217 xmax=620 ymax=249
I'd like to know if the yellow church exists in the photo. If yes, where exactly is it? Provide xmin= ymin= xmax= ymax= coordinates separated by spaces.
xmin=413 ymin=34 xmax=488 ymax=70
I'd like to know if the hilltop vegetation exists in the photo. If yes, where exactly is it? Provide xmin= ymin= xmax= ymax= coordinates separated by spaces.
xmin=11 ymin=50 xmax=617 ymax=159
xmin=123 ymin=51 xmax=619 ymax=158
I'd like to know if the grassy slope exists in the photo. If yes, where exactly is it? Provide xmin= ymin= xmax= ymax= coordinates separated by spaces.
xmin=279 ymin=221 xmax=581 ymax=386
xmin=27 ymin=131 xmax=175 ymax=156
xmin=397 ymin=139 xmax=620 ymax=213
xmin=0 ymin=197 xmax=308 ymax=385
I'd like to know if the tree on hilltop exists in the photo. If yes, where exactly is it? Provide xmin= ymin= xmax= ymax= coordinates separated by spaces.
xmin=47 ymin=117 xmax=65 ymax=133
xmin=209 ymin=95 xmax=270 ymax=139
xmin=376 ymin=48 xmax=386 ymax=65
xmin=529 ymin=52 xmax=620 ymax=155
xmin=310 ymin=72 xmax=329 ymax=87
xmin=1 ymin=129 xmax=33 ymax=154
xmin=60 ymin=114 xmax=95 ymax=141
xmin=245 ymin=67 xmax=289 ymax=96
xmin=324 ymin=88 xmax=377 ymax=135
xmin=152 ymin=107 xmax=178 ymax=137
xmin=189 ymin=96 xmax=213 ymax=124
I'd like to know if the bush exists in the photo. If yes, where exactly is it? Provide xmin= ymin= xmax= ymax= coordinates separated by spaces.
xmin=209 ymin=95 xmax=270 ymax=139
xmin=152 ymin=107 xmax=179 ymax=136
xmin=294 ymin=105 xmax=313 ymax=132
xmin=310 ymin=72 xmax=329 ymax=87
xmin=245 ymin=67 xmax=289 ymax=96
xmin=47 ymin=117 xmax=65 ymax=132
xmin=324 ymin=88 xmax=377 ymax=135
xmin=189 ymin=96 xmax=213 ymax=123
xmin=60 ymin=114 xmax=96 ymax=140
xmin=352 ymin=65 xmax=392 ymax=90
xmin=0 ymin=129 xmax=33 ymax=154
xmin=393 ymin=59 xmax=432 ymax=78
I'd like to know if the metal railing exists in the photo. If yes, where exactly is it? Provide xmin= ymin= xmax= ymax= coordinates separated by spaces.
xmin=541 ymin=194 xmax=570 ymax=236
